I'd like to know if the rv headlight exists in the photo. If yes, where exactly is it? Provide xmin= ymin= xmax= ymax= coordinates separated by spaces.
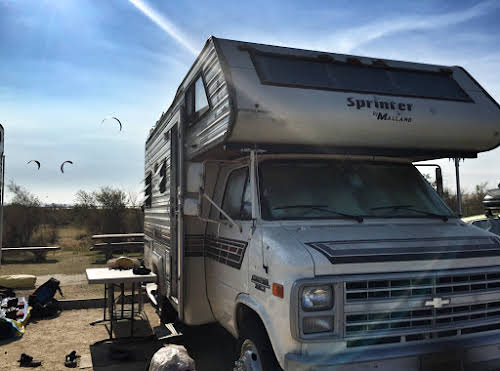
xmin=303 ymin=315 xmax=334 ymax=334
xmin=301 ymin=285 xmax=333 ymax=311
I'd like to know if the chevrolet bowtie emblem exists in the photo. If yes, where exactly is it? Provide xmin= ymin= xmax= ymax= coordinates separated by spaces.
xmin=425 ymin=297 xmax=450 ymax=309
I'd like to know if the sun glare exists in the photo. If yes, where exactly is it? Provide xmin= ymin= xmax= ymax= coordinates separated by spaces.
xmin=128 ymin=0 xmax=198 ymax=55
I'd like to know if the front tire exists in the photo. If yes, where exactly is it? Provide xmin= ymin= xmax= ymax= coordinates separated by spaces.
xmin=234 ymin=323 xmax=281 ymax=371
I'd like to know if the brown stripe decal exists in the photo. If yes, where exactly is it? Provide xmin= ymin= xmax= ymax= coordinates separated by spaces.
xmin=205 ymin=235 xmax=248 ymax=269
xmin=148 ymin=233 xmax=248 ymax=269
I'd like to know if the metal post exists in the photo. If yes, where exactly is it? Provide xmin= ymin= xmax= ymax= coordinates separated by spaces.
xmin=250 ymin=151 xmax=259 ymax=219
xmin=0 ymin=155 xmax=5 ymax=263
xmin=455 ymin=158 xmax=462 ymax=217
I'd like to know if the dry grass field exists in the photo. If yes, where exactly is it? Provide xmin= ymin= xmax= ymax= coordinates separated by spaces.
xmin=1 ymin=225 xmax=112 ymax=298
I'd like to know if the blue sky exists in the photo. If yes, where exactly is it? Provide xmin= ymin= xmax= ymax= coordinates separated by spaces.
xmin=0 ymin=0 xmax=499 ymax=204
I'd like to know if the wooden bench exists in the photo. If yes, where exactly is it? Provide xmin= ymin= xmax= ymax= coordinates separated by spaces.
xmin=1 ymin=246 xmax=61 ymax=262
xmin=91 ymin=234 xmax=144 ymax=261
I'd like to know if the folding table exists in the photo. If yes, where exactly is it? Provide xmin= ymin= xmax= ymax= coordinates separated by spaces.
xmin=86 ymin=268 xmax=157 ymax=339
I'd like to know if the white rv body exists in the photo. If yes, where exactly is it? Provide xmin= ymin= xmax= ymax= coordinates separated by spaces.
xmin=144 ymin=37 xmax=500 ymax=370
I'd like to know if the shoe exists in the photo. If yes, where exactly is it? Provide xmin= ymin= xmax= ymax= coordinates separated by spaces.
xmin=18 ymin=353 xmax=42 ymax=367
xmin=64 ymin=350 xmax=80 ymax=368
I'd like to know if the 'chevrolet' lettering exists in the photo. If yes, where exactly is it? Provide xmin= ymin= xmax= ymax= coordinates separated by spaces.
xmin=347 ymin=97 xmax=413 ymax=111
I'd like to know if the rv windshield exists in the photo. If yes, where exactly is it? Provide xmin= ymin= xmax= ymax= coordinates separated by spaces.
xmin=259 ymin=160 xmax=453 ymax=221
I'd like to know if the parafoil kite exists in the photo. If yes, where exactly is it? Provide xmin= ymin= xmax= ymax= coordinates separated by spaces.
xmin=60 ymin=160 xmax=73 ymax=173
xmin=27 ymin=160 xmax=41 ymax=170
xmin=101 ymin=116 xmax=122 ymax=131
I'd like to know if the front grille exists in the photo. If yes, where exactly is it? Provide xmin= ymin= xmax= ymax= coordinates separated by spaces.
xmin=343 ymin=269 xmax=500 ymax=347
xmin=346 ymin=271 xmax=500 ymax=301
xmin=346 ymin=300 xmax=500 ymax=335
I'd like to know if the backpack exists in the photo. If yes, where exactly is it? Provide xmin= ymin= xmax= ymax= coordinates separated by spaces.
xmin=29 ymin=278 xmax=63 ymax=305
xmin=28 ymin=278 xmax=63 ymax=318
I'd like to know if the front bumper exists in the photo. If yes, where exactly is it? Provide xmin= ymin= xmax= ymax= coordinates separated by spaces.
xmin=285 ymin=332 xmax=500 ymax=371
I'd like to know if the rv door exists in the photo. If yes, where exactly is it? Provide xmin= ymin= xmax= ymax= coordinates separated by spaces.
xmin=167 ymin=113 xmax=186 ymax=321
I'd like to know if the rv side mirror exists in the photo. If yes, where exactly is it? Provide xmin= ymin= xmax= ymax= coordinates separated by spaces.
xmin=435 ymin=167 xmax=443 ymax=197
xmin=184 ymin=162 xmax=204 ymax=217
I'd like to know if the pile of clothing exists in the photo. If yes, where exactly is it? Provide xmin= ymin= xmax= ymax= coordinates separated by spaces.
xmin=0 ymin=277 xmax=63 ymax=341
xmin=0 ymin=287 xmax=30 ymax=340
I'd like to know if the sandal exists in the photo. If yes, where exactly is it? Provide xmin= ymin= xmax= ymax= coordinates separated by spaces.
xmin=17 ymin=353 xmax=42 ymax=368
xmin=64 ymin=350 xmax=80 ymax=368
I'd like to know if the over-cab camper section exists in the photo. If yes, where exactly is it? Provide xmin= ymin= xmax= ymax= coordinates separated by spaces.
xmin=218 ymin=39 xmax=500 ymax=159
xmin=148 ymin=36 xmax=500 ymax=164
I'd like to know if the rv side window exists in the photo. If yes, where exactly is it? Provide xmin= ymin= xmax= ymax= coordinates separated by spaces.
xmin=252 ymin=52 xmax=471 ymax=101
xmin=186 ymin=75 xmax=209 ymax=123
xmin=144 ymin=172 xmax=152 ymax=208
xmin=221 ymin=167 xmax=251 ymax=220
xmin=159 ymin=159 xmax=167 ymax=194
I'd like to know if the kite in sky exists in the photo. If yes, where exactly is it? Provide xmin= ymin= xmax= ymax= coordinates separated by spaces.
xmin=27 ymin=160 xmax=41 ymax=170
xmin=101 ymin=116 xmax=123 ymax=131
xmin=60 ymin=160 xmax=73 ymax=173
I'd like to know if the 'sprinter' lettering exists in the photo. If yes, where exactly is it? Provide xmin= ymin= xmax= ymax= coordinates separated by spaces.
xmin=347 ymin=97 xmax=413 ymax=111
xmin=347 ymin=97 xmax=414 ymax=123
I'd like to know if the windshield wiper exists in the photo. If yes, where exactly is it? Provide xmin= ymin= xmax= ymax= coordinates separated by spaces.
xmin=272 ymin=204 xmax=363 ymax=223
xmin=370 ymin=204 xmax=449 ymax=222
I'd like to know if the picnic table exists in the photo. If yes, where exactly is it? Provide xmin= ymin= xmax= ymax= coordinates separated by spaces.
xmin=1 ymin=246 xmax=60 ymax=262
xmin=90 ymin=233 xmax=144 ymax=260
xmin=86 ymin=267 xmax=156 ymax=339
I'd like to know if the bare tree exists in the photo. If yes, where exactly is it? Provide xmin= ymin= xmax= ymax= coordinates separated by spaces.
xmin=74 ymin=186 xmax=131 ymax=233
xmin=3 ymin=181 xmax=42 ymax=246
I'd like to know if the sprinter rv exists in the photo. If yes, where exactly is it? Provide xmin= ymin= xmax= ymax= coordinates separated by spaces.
xmin=143 ymin=37 xmax=500 ymax=370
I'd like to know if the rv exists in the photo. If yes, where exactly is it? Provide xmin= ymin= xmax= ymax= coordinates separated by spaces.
xmin=143 ymin=37 xmax=500 ymax=370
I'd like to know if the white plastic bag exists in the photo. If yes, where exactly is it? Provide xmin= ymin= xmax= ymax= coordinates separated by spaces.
xmin=149 ymin=344 xmax=196 ymax=371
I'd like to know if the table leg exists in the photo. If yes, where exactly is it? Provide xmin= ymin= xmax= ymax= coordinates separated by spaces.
xmin=120 ymin=283 xmax=124 ymax=319
xmin=139 ymin=283 xmax=144 ymax=313
xmin=131 ymin=282 xmax=135 ymax=337
xmin=103 ymin=284 xmax=107 ymax=321
xmin=109 ymin=284 xmax=115 ymax=340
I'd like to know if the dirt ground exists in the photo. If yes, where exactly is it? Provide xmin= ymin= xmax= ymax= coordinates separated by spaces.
xmin=0 ymin=304 xmax=235 ymax=371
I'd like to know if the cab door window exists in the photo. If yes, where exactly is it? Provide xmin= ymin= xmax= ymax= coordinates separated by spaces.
xmin=221 ymin=167 xmax=252 ymax=220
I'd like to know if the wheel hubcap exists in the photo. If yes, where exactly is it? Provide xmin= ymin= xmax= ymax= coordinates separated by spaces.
xmin=234 ymin=339 xmax=262 ymax=371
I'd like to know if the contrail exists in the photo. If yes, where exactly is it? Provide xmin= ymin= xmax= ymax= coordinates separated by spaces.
xmin=128 ymin=0 xmax=198 ymax=55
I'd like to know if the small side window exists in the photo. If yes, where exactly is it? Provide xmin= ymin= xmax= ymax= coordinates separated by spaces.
xmin=185 ymin=75 xmax=210 ymax=123
xmin=195 ymin=77 xmax=209 ymax=112
xmin=144 ymin=172 xmax=152 ymax=208
xmin=221 ymin=168 xmax=252 ymax=220
xmin=159 ymin=160 xmax=167 ymax=194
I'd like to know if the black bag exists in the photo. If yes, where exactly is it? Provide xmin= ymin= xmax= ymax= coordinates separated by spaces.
xmin=29 ymin=298 xmax=60 ymax=318
xmin=29 ymin=278 xmax=63 ymax=306
xmin=28 ymin=278 xmax=63 ymax=318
